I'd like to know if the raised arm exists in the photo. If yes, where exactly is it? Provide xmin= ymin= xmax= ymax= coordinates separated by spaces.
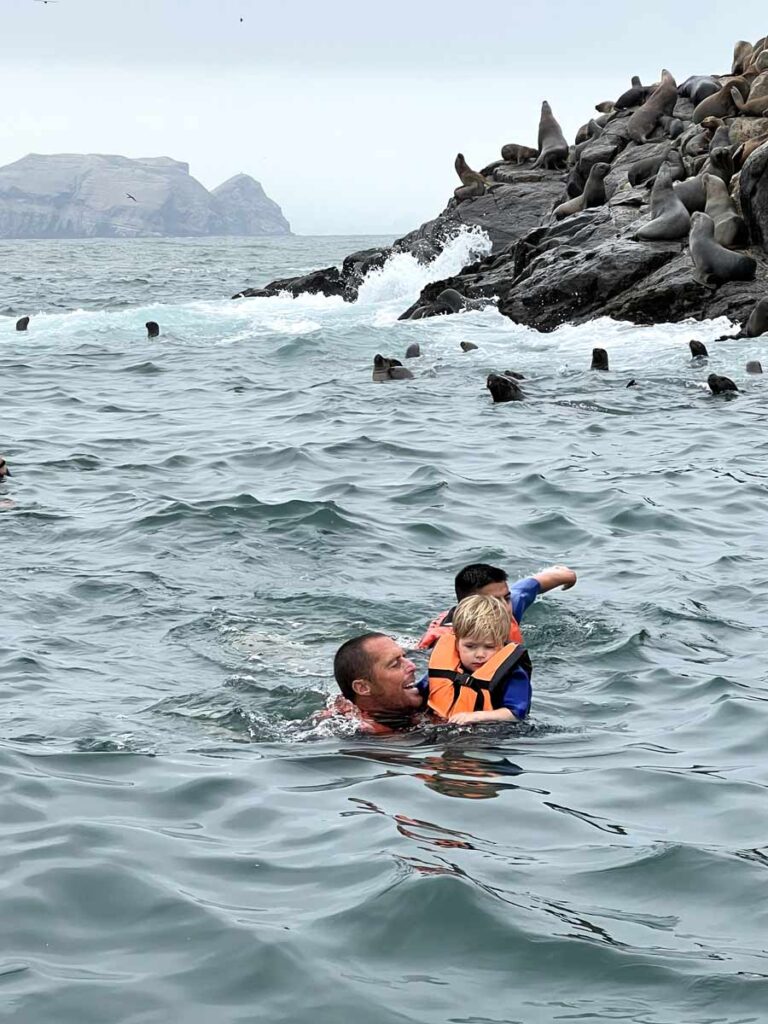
xmin=532 ymin=564 xmax=577 ymax=593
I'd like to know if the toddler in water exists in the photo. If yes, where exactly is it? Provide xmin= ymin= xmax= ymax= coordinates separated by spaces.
xmin=423 ymin=594 xmax=532 ymax=725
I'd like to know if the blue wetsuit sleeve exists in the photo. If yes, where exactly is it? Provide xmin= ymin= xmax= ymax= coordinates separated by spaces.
xmin=509 ymin=577 xmax=541 ymax=624
xmin=499 ymin=667 xmax=532 ymax=719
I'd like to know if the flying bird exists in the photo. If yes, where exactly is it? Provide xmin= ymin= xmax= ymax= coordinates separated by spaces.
xmin=126 ymin=193 xmax=137 ymax=202
xmin=34 ymin=1 xmax=59 ymax=5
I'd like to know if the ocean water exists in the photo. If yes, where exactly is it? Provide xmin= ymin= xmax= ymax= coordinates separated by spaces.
xmin=2 ymin=233 xmax=768 ymax=1024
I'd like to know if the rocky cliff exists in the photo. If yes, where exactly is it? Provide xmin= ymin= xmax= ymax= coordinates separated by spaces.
xmin=234 ymin=38 xmax=768 ymax=334
xmin=0 ymin=154 xmax=291 ymax=238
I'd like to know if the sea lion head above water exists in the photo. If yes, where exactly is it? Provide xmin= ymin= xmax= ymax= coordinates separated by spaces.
xmin=372 ymin=354 xmax=414 ymax=382
xmin=146 ymin=321 xmax=160 ymax=339
xmin=15 ymin=316 xmax=29 ymax=332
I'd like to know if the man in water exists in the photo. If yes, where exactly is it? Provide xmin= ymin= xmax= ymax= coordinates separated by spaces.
xmin=332 ymin=633 xmax=425 ymax=734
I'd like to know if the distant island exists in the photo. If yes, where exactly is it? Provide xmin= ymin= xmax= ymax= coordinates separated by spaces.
xmin=0 ymin=154 xmax=291 ymax=238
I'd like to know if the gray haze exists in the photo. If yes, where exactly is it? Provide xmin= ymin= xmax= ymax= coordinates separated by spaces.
xmin=2 ymin=0 xmax=766 ymax=233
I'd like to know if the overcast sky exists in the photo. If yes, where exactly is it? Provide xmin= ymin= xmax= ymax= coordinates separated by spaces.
xmin=2 ymin=1 xmax=767 ymax=234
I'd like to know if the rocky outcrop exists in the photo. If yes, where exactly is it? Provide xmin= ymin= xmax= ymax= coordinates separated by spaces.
xmin=235 ymin=40 xmax=768 ymax=332
xmin=212 ymin=174 xmax=290 ymax=236
xmin=0 ymin=154 xmax=291 ymax=238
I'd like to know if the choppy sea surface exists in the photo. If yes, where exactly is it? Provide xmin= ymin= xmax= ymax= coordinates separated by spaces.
xmin=2 ymin=233 xmax=768 ymax=1023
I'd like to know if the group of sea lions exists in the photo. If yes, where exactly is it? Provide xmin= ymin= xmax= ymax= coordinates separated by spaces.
xmin=371 ymin=338 xmax=760 ymax=399
xmin=447 ymin=36 xmax=768 ymax=304
xmin=11 ymin=316 xmax=161 ymax=338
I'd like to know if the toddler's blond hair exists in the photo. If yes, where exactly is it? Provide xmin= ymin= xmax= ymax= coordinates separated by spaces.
xmin=452 ymin=594 xmax=511 ymax=647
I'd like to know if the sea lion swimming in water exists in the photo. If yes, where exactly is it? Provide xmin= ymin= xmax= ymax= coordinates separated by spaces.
xmin=0 ymin=456 xmax=10 ymax=482
xmin=460 ymin=341 xmax=478 ymax=352
xmin=707 ymin=373 xmax=738 ymax=394
xmin=372 ymin=355 xmax=414 ymax=382
xmin=405 ymin=343 xmax=421 ymax=359
xmin=15 ymin=316 xmax=29 ymax=332
xmin=746 ymin=360 xmax=763 ymax=373
xmin=532 ymin=101 xmax=569 ymax=169
xmin=591 ymin=348 xmax=609 ymax=371
xmin=689 ymin=339 xmax=709 ymax=359
xmin=702 ymin=174 xmax=748 ymax=248
xmin=627 ymin=69 xmax=677 ymax=143
xmin=487 ymin=372 xmax=524 ymax=403
xmin=635 ymin=163 xmax=691 ymax=241
xmin=146 ymin=321 xmax=160 ymax=338
xmin=689 ymin=211 xmax=757 ymax=287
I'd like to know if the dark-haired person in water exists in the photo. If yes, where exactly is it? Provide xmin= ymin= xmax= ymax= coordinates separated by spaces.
xmin=417 ymin=562 xmax=576 ymax=649
xmin=331 ymin=633 xmax=425 ymax=734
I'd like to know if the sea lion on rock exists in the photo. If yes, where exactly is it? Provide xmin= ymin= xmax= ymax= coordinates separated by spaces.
xmin=627 ymin=144 xmax=671 ymax=186
xmin=455 ymin=153 xmax=489 ymax=191
xmin=732 ymin=40 xmax=754 ymax=75
xmin=615 ymin=76 xmax=652 ymax=110
xmin=146 ymin=321 xmax=160 ymax=338
xmin=702 ymin=174 xmax=748 ymax=247
xmin=15 ymin=316 xmax=29 ymax=332
xmin=679 ymin=76 xmax=721 ymax=106
xmin=689 ymin=211 xmax=757 ymax=287
xmin=554 ymin=163 xmax=609 ymax=220
xmin=689 ymin=339 xmax=709 ymax=359
xmin=372 ymin=355 xmax=414 ymax=382
xmin=745 ymin=297 xmax=768 ymax=336
xmin=460 ymin=341 xmax=478 ymax=352
xmin=734 ymin=133 xmax=768 ymax=170
xmin=591 ymin=348 xmax=609 ymax=371
xmin=627 ymin=70 xmax=677 ymax=143
xmin=500 ymin=143 xmax=538 ymax=164
xmin=487 ymin=372 xmax=524 ymax=403
xmin=746 ymin=360 xmax=763 ymax=373
xmin=731 ymin=87 xmax=768 ymax=117
xmin=533 ymin=101 xmax=569 ymax=169
xmin=704 ymin=146 xmax=734 ymax=186
xmin=595 ymin=101 xmax=615 ymax=114
xmin=566 ymin=164 xmax=586 ymax=198
xmin=405 ymin=343 xmax=421 ymax=359
xmin=635 ymin=163 xmax=691 ymax=241
xmin=707 ymin=373 xmax=738 ymax=394
xmin=432 ymin=289 xmax=488 ymax=315
xmin=693 ymin=78 xmax=749 ymax=123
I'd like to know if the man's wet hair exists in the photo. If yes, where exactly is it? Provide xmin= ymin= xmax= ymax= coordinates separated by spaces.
xmin=333 ymin=632 xmax=387 ymax=702
xmin=454 ymin=563 xmax=508 ymax=601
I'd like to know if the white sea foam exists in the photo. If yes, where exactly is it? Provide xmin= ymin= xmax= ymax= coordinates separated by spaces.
xmin=356 ymin=226 xmax=492 ymax=307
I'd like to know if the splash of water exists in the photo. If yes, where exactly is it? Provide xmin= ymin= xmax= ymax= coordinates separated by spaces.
xmin=355 ymin=226 xmax=492 ymax=307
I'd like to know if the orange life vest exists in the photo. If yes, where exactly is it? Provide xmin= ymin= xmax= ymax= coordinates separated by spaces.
xmin=417 ymin=605 xmax=524 ymax=650
xmin=427 ymin=633 xmax=530 ymax=719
